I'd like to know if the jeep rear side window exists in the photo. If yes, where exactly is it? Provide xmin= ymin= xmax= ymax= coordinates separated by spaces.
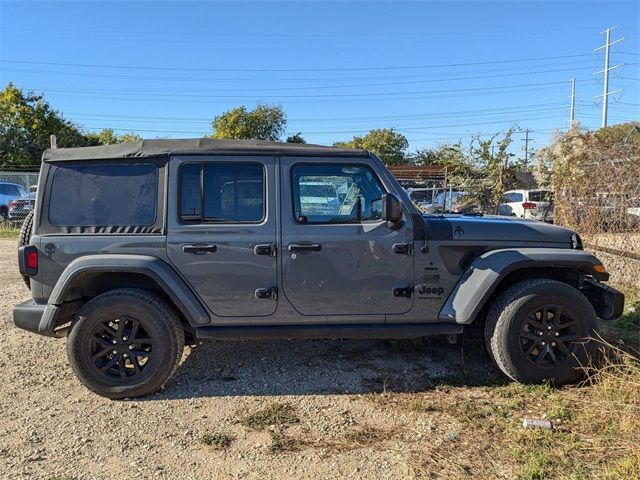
xmin=291 ymin=164 xmax=385 ymax=224
xmin=49 ymin=164 xmax=157 ymax=227
xmin=179 ymin=163 xmax=264 ymax=223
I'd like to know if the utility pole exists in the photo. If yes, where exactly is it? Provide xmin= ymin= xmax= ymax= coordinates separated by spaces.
xmin=594 ymin=26 xmax=625 ymax=128
xmin=521 ymin=129 xmax=531 ymax=167
xmin=569 ymin=78 xmax=576 ymax=127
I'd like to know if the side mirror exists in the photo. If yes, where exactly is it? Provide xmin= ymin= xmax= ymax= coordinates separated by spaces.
xmin=382 ymin=193 xmax=404 ymax=228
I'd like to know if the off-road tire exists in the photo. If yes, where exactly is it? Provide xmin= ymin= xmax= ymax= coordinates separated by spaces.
xmin=18 ymin=210 xmax=35 ymax=289
xmin=485 ymin=279 xmax=597 ymax=385
xmin=67 ymin=288 xmax=184 ymax=399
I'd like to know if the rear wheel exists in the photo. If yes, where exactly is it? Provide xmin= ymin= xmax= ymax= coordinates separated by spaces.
xmin=17 ymin=210 xmax=35 ymax=289
xmin=485 ymin=279 xmax=597 ymax=385
xmin=67 ymin=289 xmax=184 ymax=399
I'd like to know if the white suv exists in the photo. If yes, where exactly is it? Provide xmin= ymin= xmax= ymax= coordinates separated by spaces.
xmin=498 ymin=189 xmax=554 ymax=222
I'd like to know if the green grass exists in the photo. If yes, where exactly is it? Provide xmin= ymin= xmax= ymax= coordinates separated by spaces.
xmin=612 ymin=284 xmax=640 ymax=330
xmin=601 ymin=283 xmax=640 ymax=349
xmin=241 ymin=403 xmax=299 ymax=430
xmin=343 ymin=426 xmax=389 ymax=446
xmin=0 ymin=226 xmax=20 ymax=238
xmin=268 ymin=431 xmax=298 ymax=453
xmin=200 ymin=432 xmax=234 ymax=449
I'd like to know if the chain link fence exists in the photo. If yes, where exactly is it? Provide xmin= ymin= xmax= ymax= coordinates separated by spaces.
xmin=388 ymin=165 xmax=452 ymax=213
xmin=551 ymin=134 xmax=640 ymax=289
xmin=0 ymin=170 xmax=39 ymax=226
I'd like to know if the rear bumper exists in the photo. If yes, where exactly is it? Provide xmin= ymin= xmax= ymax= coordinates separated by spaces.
xmin=13 ymin=300 xmax=63 ymax=337
xmin=582 ymin=279 xmax=625 ymax=320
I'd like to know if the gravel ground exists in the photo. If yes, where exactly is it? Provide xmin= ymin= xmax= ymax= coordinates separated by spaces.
xmin=0 ymin=239 xmax=493 ymax=480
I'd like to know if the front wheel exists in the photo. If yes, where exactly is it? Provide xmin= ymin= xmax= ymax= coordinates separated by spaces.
xmin=67 ymin=289 xmax=184 ymax=399
xmin=485 ymin=279 xmax=597 ymax=385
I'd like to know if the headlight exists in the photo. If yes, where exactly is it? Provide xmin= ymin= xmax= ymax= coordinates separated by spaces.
xmin=571 ymin=233 xmax=583 ymax=250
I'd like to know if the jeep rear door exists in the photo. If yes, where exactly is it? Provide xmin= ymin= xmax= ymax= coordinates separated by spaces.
xmin=280 ymin=157 xmax=414 ymax=317
xmin=167 ymin=156 xmax=277 ymax=318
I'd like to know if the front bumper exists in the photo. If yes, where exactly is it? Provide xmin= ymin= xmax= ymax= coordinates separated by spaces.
xmin=13 ymin=300 xmax=63 ymax=337
xmin=582 ymin=279 xmax=625 ymax=320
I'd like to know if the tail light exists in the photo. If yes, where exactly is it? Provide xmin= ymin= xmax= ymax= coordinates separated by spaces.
xmin=522 ymin=202 xmax=537 ymax=210
xmin=8 ymin=200 xmax=17 ymax=208
xmin=19 ymin=245 xmax=38 ymax=276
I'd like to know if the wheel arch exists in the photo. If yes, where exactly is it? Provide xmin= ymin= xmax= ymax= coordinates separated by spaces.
xmin=47 ymin=255 xmax=209 ymax=332
xmin=438 ymin=248 xmax=609 ymax=325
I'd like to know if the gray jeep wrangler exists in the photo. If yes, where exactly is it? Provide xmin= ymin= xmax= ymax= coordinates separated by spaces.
xmin=13 ymin=139 xmax=624 ymax=399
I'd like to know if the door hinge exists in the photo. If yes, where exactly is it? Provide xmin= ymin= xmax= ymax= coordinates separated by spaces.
xmin=255 ymin=287 xmax=277 ymax=300
xmin=254 ymin=244 xmax=277 ymax=257
xmin=392 ymin=286 xmax=413 ymax=298
xmin=393 ymin=243 xmax=413 ymax=255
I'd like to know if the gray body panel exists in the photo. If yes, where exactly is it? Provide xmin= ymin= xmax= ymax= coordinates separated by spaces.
xmin=439 ymin=248 xmax=605 ymax=324
xmin=47 ymin=254 xmax=209 ymax=325
xmin=279 ymin=156 xmax=414 ymax=317
xmin=166 ymin=156 xmax=278 ymax=318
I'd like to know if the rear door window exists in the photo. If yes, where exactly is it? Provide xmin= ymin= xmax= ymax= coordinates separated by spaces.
xmin=179 ymin=163 xmax=264 ymax=223
xmin=49 ymin=164 xmax=157 ymax=226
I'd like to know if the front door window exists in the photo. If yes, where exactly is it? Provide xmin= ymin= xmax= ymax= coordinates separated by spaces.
xmin=291 ymin=164 xmax=384 ymax=224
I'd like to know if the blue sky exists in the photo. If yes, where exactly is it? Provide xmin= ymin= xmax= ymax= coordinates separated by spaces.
xmin=0 ymin=0 xmax=638 ymax=157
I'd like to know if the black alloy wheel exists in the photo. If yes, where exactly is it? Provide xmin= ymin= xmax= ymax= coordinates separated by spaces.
xmin=90 ymin=315 xmax=155 ymax=380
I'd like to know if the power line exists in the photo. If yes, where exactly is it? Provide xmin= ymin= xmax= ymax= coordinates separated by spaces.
xmin=0 ymin=64 xmax=604 ymax=92
xmin=20 ymin=79 xmax=592 ymax=100
xmin=65 ymin=102 xmax=570 ymax=125
xmin=75 ymin=113 xmax=571 ymax=136
xmin=0 ymin=53 xmax=599 ymax=73
xmin=0 ymin=57 xmax=603 ymax=84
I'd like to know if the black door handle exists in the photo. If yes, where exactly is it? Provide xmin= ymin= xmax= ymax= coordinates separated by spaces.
xmin=287 ymin=243 xmax=322 ymax=252
xmin=182 ymin=244 xmax=217 ymax=254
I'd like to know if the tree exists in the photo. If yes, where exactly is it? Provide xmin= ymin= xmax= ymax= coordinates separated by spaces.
xmin=414 ymin=143 xmax=473 ymax=183
xmin=533 ymin=122 xmax=640 ymax=189
xmin=334 ymin=128 xmax=409 ymax=165
xmin=210 ymin=104 xmax=287 ymax=141
xmin=85 ymin=129 xmax=142 ymax=146
xmin=467 ymin=128 xmax=517 ymax=213
xmin=286 ymin=132 xmax=306 ymax=144
xmin=533 ymin=122 xmax=640 ymax=230
xmin=0 ymin=83 xmax=91 ymax=167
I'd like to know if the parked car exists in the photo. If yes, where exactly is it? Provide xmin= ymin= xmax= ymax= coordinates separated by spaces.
xmin=0 ymin=181 xmax=29 ymax=219
xmin=406 ymin=188 xmax=473 ymax=214
xmin=8 ymin=194 xmax=36 ymax=221
xmin=498 ymin=189 xmax=554 ymax=222
xmin=14 ymin=139 xmax=622 ymax=399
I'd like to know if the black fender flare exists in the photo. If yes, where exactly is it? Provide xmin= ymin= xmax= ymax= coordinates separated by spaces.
xmin=438 ymin=248 xmax=608 ymax=324
xmin=48 ymin=254 xmax=209 ymax=327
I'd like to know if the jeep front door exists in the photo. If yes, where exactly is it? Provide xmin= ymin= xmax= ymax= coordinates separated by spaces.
xmin=280 ymin=159 xmax=414 ymax=316
xmin=167 ymin=156 xmax=277 ymax=318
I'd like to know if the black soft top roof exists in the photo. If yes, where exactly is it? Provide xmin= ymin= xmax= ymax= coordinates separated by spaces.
xmin=42 ymin=138 xmax=369 ymax=162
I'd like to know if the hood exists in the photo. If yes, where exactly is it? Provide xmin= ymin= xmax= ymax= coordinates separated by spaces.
xmin=422 ymin=214 xmax=577 ymax=246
